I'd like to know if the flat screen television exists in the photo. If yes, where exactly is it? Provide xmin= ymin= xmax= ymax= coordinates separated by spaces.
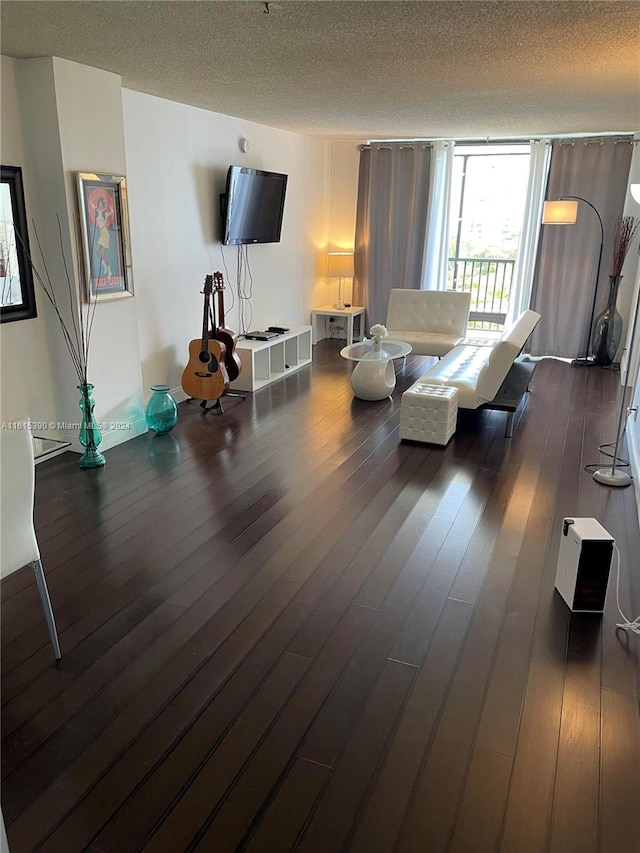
xmin=220 ymin=166 xmax=288 ymax=245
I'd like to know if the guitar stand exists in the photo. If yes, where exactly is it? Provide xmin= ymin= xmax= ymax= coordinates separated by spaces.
xmin=200 ymin=398 xmax=224 ymax=414
xmin=197 ymin=390 xmax=246 ymax=414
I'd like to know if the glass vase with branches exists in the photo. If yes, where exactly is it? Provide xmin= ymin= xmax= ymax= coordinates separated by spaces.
xmin=590 ymin=215 xmax=640 ymax=366
xmin=18 ymin=215 xmax=105 ymax=466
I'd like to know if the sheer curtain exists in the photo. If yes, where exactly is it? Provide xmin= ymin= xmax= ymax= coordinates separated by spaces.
xmin=506 ymin=140 xmax=551 ymax=324
xmin=529 ymin=138 xmax=633 ymax=357
xmin=422 ymin=140 xmax=454 ymax=291
xmin=353 ymin=144 xmax=431 ymax=325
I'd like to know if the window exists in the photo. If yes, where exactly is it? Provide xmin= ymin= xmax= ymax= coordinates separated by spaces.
xmin=447 ymin=144 xmax=530 ymax=330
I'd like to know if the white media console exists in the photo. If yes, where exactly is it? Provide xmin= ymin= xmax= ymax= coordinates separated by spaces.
xmin=230 ymin=326 xmax=312 ymax=392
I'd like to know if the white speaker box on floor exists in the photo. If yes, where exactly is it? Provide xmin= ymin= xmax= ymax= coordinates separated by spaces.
xmin=555 ymin=518 xmax=614 ymax=613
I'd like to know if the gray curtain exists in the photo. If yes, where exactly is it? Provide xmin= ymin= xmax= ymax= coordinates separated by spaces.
xmin=353 ymin=145 xmax=431 ymax=326
xmin=529 ymin=138 xmax=633 ymax=358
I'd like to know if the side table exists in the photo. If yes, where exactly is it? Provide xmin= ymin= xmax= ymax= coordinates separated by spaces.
xmin=33 ymin=436 xmax=72 ymax=464
xmin=340 ymin=339 xmax=412 ymax=400
xmin=311 ymin=305 xmax=366 ymax=347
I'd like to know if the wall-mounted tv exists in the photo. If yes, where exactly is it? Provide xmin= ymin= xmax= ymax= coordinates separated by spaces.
xmin=220 ymin=166 xmax=288 ymax=245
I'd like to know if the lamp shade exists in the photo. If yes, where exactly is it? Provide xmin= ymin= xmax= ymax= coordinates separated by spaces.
xmin=327 ymin=252 xmax=354 ymax=278
xmin=542 ymin=200 xmax=579 ymax=225
xmin=631 ymin=184 xmax=640 ymax=204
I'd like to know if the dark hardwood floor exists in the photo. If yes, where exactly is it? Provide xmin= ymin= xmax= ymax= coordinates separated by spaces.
xmin=2 ymin=341 xmax=639 ymax=853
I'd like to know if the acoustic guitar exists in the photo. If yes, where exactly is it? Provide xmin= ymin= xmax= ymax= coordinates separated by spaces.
xmin=212 ymin=271 xmax=242 ymax=382
xmin=181 ymin=275 xmax=229 ymax=402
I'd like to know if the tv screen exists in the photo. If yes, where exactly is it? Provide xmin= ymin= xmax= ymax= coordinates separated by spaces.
xmin=221 ymin=166 xmax=288 ymax=245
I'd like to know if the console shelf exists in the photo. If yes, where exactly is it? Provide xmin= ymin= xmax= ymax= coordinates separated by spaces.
xmin=231 ymin=326 xmax=312 ymax=392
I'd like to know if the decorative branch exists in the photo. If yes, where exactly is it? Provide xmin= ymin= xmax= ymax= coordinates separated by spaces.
xmin=16 ymin=215 xmax=97 ymax=385
xmin=611 ymin=215 xmax=640 ymax=277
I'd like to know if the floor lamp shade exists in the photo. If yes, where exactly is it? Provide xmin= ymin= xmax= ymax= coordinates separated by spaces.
xmin=328 ymin=252 xmax=354 ymax=309
xmin=542 ymin=200 xmax=578 ymax=225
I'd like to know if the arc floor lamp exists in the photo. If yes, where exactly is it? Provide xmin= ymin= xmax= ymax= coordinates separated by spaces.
xmin=542 ymin=195 xmax=604 ymax=367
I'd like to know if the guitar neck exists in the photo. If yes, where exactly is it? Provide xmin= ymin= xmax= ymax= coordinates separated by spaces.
xmin=217 ymin=289 xmax=226 ymax=328
xmin=213 ymin=271 xmax=228 ymax=329
xmin=201 ymin=274 xmax=215 ymax=346
xmin=201 ymin=294 xmax=210 ymax=348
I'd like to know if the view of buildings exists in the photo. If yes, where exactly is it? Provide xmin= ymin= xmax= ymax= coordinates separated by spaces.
xmin=448 ymin=144 xmax=530 ymax=325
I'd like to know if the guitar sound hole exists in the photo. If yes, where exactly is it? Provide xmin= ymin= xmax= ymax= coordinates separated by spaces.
xmin=197 ymin=349 xmax=218 ymax=373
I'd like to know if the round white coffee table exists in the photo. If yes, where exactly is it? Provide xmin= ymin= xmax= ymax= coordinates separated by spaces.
xmin=340 ymin=339 xmax=412 ymax=400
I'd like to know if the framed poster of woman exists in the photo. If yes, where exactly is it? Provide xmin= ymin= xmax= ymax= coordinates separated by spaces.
xmin=77 ymin=172 xmax=133 ymax=301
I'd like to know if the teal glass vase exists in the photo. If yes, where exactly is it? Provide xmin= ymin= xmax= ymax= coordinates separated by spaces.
xmin=590 ymin=275 xmax=624 ymax=366
xmin=77 ymin=383 xmax=106 ymax=468
xmin=145 ymin=385 xmax=178 ymax=435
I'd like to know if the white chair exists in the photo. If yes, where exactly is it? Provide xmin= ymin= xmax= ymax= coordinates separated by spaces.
xmin=1 ymin=425 xmax=61 ymax=659
xmin=385 ymin=289 xmax=472 ymax=357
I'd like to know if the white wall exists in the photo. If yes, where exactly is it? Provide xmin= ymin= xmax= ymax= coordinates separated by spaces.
xmin=1 ymin=57 xmax=146 ymax=450
xmin=616 ymin=139 xmax=640 ymax=523
xmin=627 ymin=271 xmax=640 ymax=528
xmin=318 ymin=140 xmax=361 ymax=308
xmin=122 ymin=90 xmax=330 ymax=395
xmin=0 ymin=56 xmax=58 ymax=428
xmin=51 ymin=59 xmax=146 ymax=444
xmin=329 ymin=140 xmax=360 ymax=245
xmin=1 ymin=56 xmax=332 ymax=451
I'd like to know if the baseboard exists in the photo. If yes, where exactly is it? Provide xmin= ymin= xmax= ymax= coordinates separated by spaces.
xmin=100 ymin=411 xmax=148 ymax=451
xmin=36 ymin=409 xmax=148 ymax=456
xmin=169 ymin=385 xmax=189 ymax=404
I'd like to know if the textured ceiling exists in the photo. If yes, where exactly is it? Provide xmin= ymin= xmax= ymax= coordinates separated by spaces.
xmin=1 ymin=1 xmax=638 ymax=139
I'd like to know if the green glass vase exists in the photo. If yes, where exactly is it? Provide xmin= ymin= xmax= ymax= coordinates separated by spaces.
xmin=590 ymin=275 xmax=624 ymax=366
xmin=145 ymin=385 xmax=178 ymax=435
xmin=77 ymin=383 xmax=106 ymax=468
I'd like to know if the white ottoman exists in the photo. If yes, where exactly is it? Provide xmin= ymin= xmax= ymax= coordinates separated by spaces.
xmin=400 ymin=383 xmax=459 ymax=445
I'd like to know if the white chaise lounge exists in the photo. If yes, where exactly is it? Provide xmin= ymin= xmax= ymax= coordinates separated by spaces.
xmin=386 ymin=289 xmax=472 ymax=357
xmin=400 ymin=309 xmax=541 ymax=445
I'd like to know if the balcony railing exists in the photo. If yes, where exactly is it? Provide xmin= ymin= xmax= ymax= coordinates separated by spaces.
xmin=447 ymin=257 xmax=515 ymax=329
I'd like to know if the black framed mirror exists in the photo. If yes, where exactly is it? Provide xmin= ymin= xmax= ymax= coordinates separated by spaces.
xmin=1 ymin=165 xmax=37 ymax=323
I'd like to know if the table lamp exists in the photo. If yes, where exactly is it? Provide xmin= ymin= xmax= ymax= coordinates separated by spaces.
xmin=327 ymin=252 xmax=354 ymax=310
